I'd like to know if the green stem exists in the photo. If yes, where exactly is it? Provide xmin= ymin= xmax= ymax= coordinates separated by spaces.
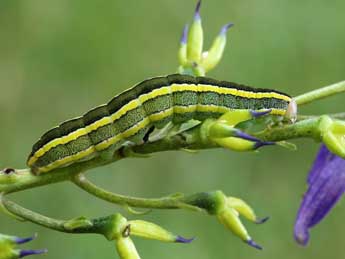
xmin=0 ymin=156 xmax=117 ymax=194
xmin=294 ymin=80 xmax=345 ymax=105
xmin=298 ymin=112 xmax=345 ymax=121
xmin=72 ymin=174 xmax=203 ymax=212
xmin=0 ymin=79 xmax=343 ymax=232
xmin=1 ymin=196 xmax=130 ymax=238
xmin=2 ymin=197 xmax=81 ymax=233
xmin=1 ymin=190 xmax=225 ymax=234
xmin=0 ymin=116 xmax=327 ymax=195
xmin=252 ymin=117 xmax=321 ymax=142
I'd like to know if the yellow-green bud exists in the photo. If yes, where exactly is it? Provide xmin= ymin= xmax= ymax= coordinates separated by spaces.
xmin=214 ymin=137 xmax=256 ymax=152
xmin=217 ymin=206 xmax=250 ymax=241
xmin=128 ymin=220 xmax=176 ymax=242
xmin=115 ymin=237 xmax=141 ymax=259
xmin=187 ymin=0 xmax=203 ymax=63
xmin=211 ymin=192 xmax=265 ymax=249
xmin=178 ymin=25 xmax=188 ymax=66
xmin=227 ymin=197 xmax=257 ymax=222
xmin=217 ymin=110 xmax=252 ymax=126
xmin=0 ymin=233 xmax=46 ymax=259
xmin=201 ymin=23 xmax=234 ymax=72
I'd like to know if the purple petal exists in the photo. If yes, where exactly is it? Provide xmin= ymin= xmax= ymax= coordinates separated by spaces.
xmin=175 ymin=236 xmax=195 ymax=243
xmin=19 ymin=249 xmax=48 ymax=258
xmin=254 ymin=141 xmax=275 ymax=149
xmin=234 ymin=130 xmax=275 ymax=149
xmin=294 ymin=144 xmax=345 ymax=246
xmin=194 ymin=0 xmax=202 ymax=20
xmin=307 ymin=145 xmax=335 ymax=185
xmin=15 ymin=234 xmax=37 ymax=244
xmin=220 ymin=23 xmax=234 ymax=35
xmin=180 ymin=25 xmax=188 ymax=44
xmin=235 ymin=131 xmax=261 ymax=142
xmin=250 ymin=109 xmax=272 ymax=118
xmin=255 ymin=216 xmax=270 ymax=224
xmin=245 ymin=239 xmax=263 ymax=250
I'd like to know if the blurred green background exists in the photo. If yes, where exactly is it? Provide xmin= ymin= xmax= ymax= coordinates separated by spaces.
xmin=1 ymin=0 xmax=345 ymax=258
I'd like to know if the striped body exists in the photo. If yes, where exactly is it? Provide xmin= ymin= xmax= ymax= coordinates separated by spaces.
xmin=27 ymin=74 xmax=291 ymax=174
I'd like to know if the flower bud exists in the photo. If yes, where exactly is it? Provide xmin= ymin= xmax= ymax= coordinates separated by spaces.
xmin=102 ymin=214 xmax=193 ymax=258
xmin=227 ymin=197 xmax=256 ymax=222
xmin=187 ymin=0 xmax=203 ymax=63
xmin=178 ymin=25 xmax=188 ymax=66
xmin=201 ymin=23 xmax=234 ymax=72
xmin=0 ymin=233 xmax=47 ymax=259
xmin=177 ymin=1 xmax=235 ymax=76
xmin=217 ymin=206 xmax=250 ymax=241
xmin=213 ymin=137 xmax=259 ymax=152
xmin=115 ymin=237 xmax=141 ymax=259
xmin=205 ymin=118 xmax=274 ymax=152
xmin=211 ymin=192 xmax=265 ymax=250
xmin=227 ymin=197 xmax=269 ymax=224
xmin=127 ymin=220 xmax=193 ymax=243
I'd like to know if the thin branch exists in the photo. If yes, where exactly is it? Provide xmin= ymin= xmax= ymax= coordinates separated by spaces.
xmin=0 ymin=116 xmax=327 ymax=195
xmin=298 ymin=112 xmax=345 ymax=121
xmin=1 ymin=196 xmax=125 ymax=237
xmin=72 ymin=174 xmax=202 ymax=212
xmin=294 ymin=80 xmax=345 ymax=105
xmin=2 ymin=197 xmax=75 ymax=232
xmin=0 ymin=80 xmax=343 ymax=235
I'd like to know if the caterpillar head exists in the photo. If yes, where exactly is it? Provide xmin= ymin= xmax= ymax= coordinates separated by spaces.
xmin=285 ymin=98 xmax=298 ymax=123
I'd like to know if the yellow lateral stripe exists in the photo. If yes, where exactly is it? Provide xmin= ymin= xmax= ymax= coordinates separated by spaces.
xmin=37 ymin=108 xmax=175 ymax=173
xmin=37 ymin=117 xmax=151 ymax=173
xmin=95 ymin=117 xmax=150 ymax=151
xmin=174 ymin=104 xmax=197 ymax=114
xmin=28 ymin=86 xmax=171 ymax=166
xmin=38 ymin=146 xmax=96 ymax=173
xmin=29 ymin=83 xmax=290 ymax=166
xmin=148 ymin=107 xmax=174 ymax=122
xmin=95 ymin=107 xmax=176 ymax=151
xmin=173 ymin=104 xmax=286 ymax=116
xmin=36 ymin=104 xmax=287 ymax=173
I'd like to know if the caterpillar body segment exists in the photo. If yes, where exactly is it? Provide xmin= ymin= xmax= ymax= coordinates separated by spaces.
xmin=27 ymin=74 xmax=293 ymax=174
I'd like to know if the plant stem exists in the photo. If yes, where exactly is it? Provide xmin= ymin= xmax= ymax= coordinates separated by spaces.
xmin=0 ymin=156 xmax=116 ymax=194
xmin=294 ymin=80 xmax=345 ymax=105
xmin=0 ymin=79 xmax=344 ymax=233
xmin=2 ymin=197 xmax=72 ymax=232
xmin=72 ymin=174 xmax=202 ymax=212
xmin=1 ymin=197 xmax=127 ymax=237
xmin=0 ymin=116 xmax=326 ymax=195
xmin=1 ymin=190 xmax=226 ymax=234
xmin=298 ymin=112 xmax=345 ymax=121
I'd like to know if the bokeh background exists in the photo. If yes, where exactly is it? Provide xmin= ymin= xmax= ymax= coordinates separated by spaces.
xmin=1 ymin=0 xmax=345 ymax=258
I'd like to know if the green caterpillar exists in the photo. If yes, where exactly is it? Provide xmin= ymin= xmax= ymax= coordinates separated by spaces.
xmin=27 ymin=74 xmax=296 ymax=174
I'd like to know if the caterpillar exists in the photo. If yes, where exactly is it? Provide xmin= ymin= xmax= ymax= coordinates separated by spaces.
xmin=27 ymin=74 xmax=296 ymax=175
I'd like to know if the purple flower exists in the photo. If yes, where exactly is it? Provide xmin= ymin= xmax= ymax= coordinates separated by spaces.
xmin=294 ymin=144 xmax=345 ymax=245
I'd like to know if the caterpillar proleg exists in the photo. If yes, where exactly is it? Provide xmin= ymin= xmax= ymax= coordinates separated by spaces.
xmin=27 ymin=74 xmax=295 ymax=174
